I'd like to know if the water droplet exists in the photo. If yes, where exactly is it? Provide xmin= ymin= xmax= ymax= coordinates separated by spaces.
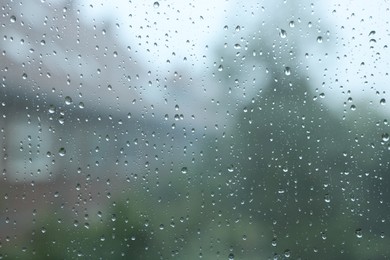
xmin=48 ymin=105 xmax=56 ymax=114
xmin=228 ymin=253 xmax=234 ymax=260
xmin=350 ymin=104 xmax=356 ymax=111
xmin=10 ymin=16 xmax=16 ymax=23
xmin=284 ymin=249 xmax=291 ymax=258
xmin=380 ymin=98 xmax=386 ymax=105
xmin=317 ymin=36 xmax=323 ymax=43
xmin=59 ymin=148 xmax=66 ymax=156
xmin=58 ymin=116 xmax=65 ymax=125
xmin=181 ymin=167 xmax=188 ymax=174
xmin=41 ymin=227 xmax=46 ymax=234
xmin=65 ymin=96 xmax=73 ymax=105
xmin=279 ymin=29 xmax=287 ymax=38
xmin=355 ymin=228 xmax=362 ymax=238
xmin=284 ymin=67 xmax=291 ymax=76
xmin=382 ymin=133 xmax=389 ymax=142
xmin=153 ymin=1 xmax=159 ymax=8
xmin=218 ymin=65 xmax=223 ymax=71
xmin=234 ymin=43 xmax=241 ymax=49
xmin=368 ymin=30 xmax=376 ymax=36
xmin=22 ymin=73 xmax=27 ymax=79
xmin=289 ymin=21 xmax=295 ymax=28
xmin=324 ymin=194 xmax=331 ymax=203
xmin=235 ymin=25 xmax=240 ymax=32
xmin=228 ymin=165 xmax=234 ymax=172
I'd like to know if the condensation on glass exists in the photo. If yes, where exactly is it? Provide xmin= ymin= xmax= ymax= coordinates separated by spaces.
xmin=0 ymin=0 xmax=389 ymax=259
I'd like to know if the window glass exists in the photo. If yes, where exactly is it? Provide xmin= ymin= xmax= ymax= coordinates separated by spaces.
xmin=1 ymin=0 xmax=389 ymax=259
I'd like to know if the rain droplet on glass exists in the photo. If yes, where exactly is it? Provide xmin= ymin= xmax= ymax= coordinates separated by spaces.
xmin=59 ymin=148 xmax=66 ymax=156
xmin=280 ymin=29 xmax=287 ymax=38
xmin=355 ymin=228 xmax=363 ymax=238
xmin=65 ymin=96 xmax=73 ymax=105
xmin=284 ymin=67 xmax=291 ymax=76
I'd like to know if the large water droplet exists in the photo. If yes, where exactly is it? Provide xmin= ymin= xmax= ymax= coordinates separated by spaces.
xmin=48 ymin=105 xmax=56 ymax=114
xmin=279 ymin=29 xmax=287 ymax=38
xmin=153 ymin=1 xmax=159 ymax=8
xmin=58 ymin=116 xmax=65 ymax=125
xmin=284 ymin=67 xmax=291 ymax=76
xmin=355 ymin=228 xmax=363 ymax=238
xmin=10 ymin=16 xmax=16 ymax=23
xmin=65 ymin=96 xmax=73 ymax=105
xmin=59 ymin=148 xmax=66 ymax=156
xmin=324 ymin=194 xmax=331 ymax=203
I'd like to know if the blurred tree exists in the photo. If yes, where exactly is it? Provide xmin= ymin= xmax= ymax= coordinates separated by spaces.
xmin=211 ymin=19 xmax=390 ymax=259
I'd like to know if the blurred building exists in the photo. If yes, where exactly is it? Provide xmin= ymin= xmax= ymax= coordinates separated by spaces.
xmin=0 ymin=0 xmax=217 ymax=242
